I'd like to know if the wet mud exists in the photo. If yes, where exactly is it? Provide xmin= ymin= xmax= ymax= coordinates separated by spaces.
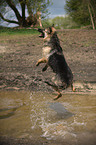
xmin=0 ymin=91 xmax=96 ymax=145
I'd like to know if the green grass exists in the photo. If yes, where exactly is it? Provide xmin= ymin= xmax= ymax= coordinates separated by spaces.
xmin=0 ymin=55 xmax=3 ymax=58
xmin=0 ymin=26 xmax=39 ymax=36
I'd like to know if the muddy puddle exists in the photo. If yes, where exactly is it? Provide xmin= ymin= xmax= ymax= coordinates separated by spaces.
xmin=0 ymin=91 xmax=96 ymax=145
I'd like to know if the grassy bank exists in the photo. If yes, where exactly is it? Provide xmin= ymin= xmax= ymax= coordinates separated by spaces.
xmin=0 ymin=26 xmax=39 ymax=36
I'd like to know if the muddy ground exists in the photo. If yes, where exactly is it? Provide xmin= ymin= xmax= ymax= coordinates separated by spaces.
xmin=0 ymin=29 xmax=96 ymax=94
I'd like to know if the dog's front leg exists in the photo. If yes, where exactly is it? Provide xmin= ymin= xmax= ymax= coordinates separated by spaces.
xmin=36 ymin=57 xmax=48 ymax=66
xmin=42 ymin=63 xmax=49 ymax=72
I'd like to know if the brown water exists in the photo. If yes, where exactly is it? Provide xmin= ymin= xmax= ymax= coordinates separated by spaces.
xmin=0 ymin=91 xmax=96 ymax=144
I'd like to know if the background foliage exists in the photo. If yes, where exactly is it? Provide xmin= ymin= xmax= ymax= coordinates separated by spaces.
xmin=65 ymin=0 xmax=96 ymax=29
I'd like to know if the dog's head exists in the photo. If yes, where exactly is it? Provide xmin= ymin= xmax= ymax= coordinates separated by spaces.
xmin=38 ymin=25 xmax=56 ymax=41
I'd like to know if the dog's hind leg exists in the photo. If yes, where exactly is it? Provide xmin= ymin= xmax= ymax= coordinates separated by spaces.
xmin=52 ymin=86 xmax=62 ymax=100
xmin=45 ymin=81 xmax=62 ymax=100
xmin=71 ymin=83 xmax=75 ymax=92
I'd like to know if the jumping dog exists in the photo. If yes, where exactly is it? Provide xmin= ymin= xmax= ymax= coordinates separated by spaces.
xmin=36 ymin=26 xmax=75 ymax=100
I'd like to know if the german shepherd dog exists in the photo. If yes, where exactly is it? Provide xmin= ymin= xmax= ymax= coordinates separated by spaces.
xmin=36 ymin=26 xmax=75 ymax=100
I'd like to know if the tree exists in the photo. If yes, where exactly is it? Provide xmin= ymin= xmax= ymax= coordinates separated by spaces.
xmin=88 ymin=0 xmax=96 ymax=29
xmin=0 ymin=0 xmax=51 ymax=27
xmin=65 ymin=0 xmax=96 ymax=29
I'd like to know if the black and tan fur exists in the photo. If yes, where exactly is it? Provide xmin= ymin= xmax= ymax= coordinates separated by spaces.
xmin=36 ymin=26 xmax=75 ymax=100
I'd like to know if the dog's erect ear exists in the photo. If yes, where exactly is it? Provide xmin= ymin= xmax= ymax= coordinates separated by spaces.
xmin=48 ymin=24 xmax=54 ymax=33
xmin=48 ymin=27 xmax=52 ymax=34
xmin=52 ymin=24 xmax=54 ymax=27
xmin=48 ymin=25 xmax=56 ymax=34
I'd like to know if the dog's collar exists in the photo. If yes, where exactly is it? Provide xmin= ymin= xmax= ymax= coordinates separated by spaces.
xmin=43 ymin=42 xmax=63 ymax=58
xmin=47 ymin=49 xmax=63 ymax=58
xmin=48 ymin=49 xmax=57 ymax=57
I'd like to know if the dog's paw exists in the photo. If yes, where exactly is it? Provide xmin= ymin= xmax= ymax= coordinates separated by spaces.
xmin=42 ymin=67 xmax=47 ymax=72
xmin=53 ymin=93 xmax=62 ymax=100
xmin=72 ymin=87 xmax=76 ymax=92
xmin=36 ymin=62 xmax=39 ymax=66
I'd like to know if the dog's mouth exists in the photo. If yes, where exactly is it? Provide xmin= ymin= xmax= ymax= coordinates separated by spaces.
xmin=38 ymin=28 xmax=45 ymax=38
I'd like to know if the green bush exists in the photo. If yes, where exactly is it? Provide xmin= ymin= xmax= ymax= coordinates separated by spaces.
xmin=42 ymin=16 xmax=82 ymax=29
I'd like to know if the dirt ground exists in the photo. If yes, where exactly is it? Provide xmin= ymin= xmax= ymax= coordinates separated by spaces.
xmin=0 ymin=29 xmax=96 ymax=93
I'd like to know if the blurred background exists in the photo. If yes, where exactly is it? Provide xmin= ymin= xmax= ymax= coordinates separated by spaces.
xmin=0 ymin=0 xmax=96 ymax=29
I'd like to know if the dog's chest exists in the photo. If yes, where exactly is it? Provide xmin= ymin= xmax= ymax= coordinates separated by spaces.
xmin=42 ymin=46 xmax=51 ymax=58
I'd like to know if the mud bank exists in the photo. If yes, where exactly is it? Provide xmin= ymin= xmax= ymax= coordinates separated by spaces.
xmin=0 ymin=29 xmax=96 ymax=94
xmin=0 ymin=72 xmax=96 ymax=95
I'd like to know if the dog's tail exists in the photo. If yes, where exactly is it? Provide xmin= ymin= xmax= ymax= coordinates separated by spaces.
xmin=45 ymin=80 xmax=67 ymax=90
xmin=44 ymin=80 xmax=55 ymax=87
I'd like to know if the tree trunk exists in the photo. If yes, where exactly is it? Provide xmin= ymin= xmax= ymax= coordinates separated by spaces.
xmin=88 ymin=3 xmax=95 ymax=29
xmin=90 ymin=2 xmax=96 ymax=28
xmin=19 ymin=0 xmax=27 ymax=27
xmin=5 ymin=0 xmax=22 ymax=26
